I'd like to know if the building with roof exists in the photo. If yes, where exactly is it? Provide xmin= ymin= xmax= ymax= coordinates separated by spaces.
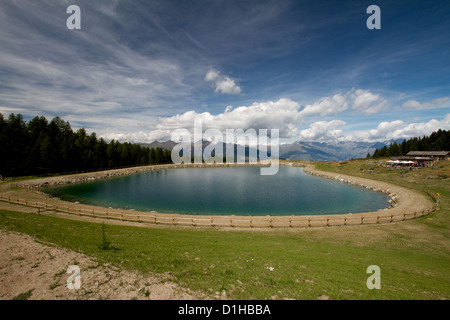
xmin=389 ymin=151 xmax=449 ymax=168
xmin=406 ymin=151 xmax=450 ymax=160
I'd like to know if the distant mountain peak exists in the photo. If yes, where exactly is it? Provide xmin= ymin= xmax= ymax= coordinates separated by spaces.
xmin=138 ymin=139 xmax=388 ymax=161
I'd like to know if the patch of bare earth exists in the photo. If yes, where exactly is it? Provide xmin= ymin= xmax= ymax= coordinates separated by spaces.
xmin=0 ymin=229 xmax=205 ymax=300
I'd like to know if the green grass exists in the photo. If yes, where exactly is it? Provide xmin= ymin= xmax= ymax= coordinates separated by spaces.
xmin=0 ymin=159 xmax=449 ymax=300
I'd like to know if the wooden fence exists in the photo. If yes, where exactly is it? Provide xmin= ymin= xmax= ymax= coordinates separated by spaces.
xmin=0 ymin=193 xmax=439 ymax=229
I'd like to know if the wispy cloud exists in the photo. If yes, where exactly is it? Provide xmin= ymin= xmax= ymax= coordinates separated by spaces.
xmin=205 ymin=68 xmax=241 ymax=95
xmin=0 ymin=0 xmax=205 ymax=132
xmin=402 ymin=97 xmax=450 ymax=110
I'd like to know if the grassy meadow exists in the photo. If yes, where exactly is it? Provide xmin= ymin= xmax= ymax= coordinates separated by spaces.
xmin=0 ymin=159 xmax=449 ymax=300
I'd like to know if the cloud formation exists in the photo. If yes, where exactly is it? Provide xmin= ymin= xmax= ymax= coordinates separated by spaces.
xmin=100 ymin=92 xmax=450 ymax=143
xmin=299 ymin=88 xmax=388 ymax=118
xmin=402 ymin=97 xmax=450 ymax=110
xmin=296 ymin=114 xmax=450 ymax=143
xmin=157 ymin=98 xmax=300 ymax=138
xmin=204 ymin=68 xmax=241 ymax=94
xmin=355 ymin=113 xmax=450 ymax=142
xmin=350 ymin=89 xmax=387 ymax=115
xmin=101 ymin=98 xmax=301 ymax=142
xmin=299 ymin=120 xmax=347 ymax=142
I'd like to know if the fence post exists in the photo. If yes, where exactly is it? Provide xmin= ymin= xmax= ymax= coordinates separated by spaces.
xmin=376 ymin=216 xmax=379 ymax=224
xmin=308 ymin=218 xmax=311 ymax=228
xmin=390 ymin=214 xmax=393 ymax=223
xmin=326 ymin=218 xmax=329 ymax=227
xmin=361 ymin=216 xmax=364 ymax=225
xmin=344 ymin=217 xmax=347 ymax=226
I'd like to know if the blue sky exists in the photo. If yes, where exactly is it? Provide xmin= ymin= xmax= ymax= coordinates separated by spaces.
xmin=0 ymin=0 xmax=449 ymax=143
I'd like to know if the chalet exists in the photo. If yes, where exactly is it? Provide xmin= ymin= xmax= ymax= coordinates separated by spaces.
xmin=406 ymin=151 xmax=450 ymax=161
xmin=389 ymin=151 xmax=449 ymax=168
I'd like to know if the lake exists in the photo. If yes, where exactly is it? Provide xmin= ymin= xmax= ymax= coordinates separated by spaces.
xmin=42 ymin=166 xmax=390 ymax=216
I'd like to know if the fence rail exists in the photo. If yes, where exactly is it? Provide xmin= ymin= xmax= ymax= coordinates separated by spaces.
xmin=0 ymin=193 xmax=439 ymax=229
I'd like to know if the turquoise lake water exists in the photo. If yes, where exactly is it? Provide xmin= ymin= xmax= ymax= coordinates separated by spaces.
xmin=43 ymin=166 xmax=390 ymax=216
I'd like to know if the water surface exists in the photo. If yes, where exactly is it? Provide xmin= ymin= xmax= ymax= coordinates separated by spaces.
xmin=43 ymin=166 xmax=390 ymax=216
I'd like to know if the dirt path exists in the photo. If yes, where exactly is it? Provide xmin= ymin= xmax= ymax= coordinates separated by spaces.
xmin=0 ymin=229 xmax=204 ymax=300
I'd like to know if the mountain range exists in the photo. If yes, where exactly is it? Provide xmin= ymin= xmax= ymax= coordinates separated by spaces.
xmin=278 ymin=140 xmax=388 ymax=161
xmin=140 ymin=140 xmax=391 ymax=161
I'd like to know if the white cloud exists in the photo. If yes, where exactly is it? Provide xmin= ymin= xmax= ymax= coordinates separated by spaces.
xmin=297 ymin=113 xmax=450 ymax=143
xmin=146 ymin=98 xmax=302 ymax=140
xmin=351 ymin=113 xmax=450 ymax=141
xmin=215 ymin=76 xmax=242 ymax=94
xmin=98 ymin=91 xmax=450 ymax=143
xmin=103 ymin=130 xmax=173 ymax=143
xmin=402 ymin=97 xmax=450 ymax=110
xmin=298 ymin=88 xmax=388 ymax=118
xmin=204 ymin=68 xmax=241 ymax=94
xmin=299 ymin=120 xmax=347 ymax=142
xmin=363 ymin=120 xmax=405 ymax=141
xmin=394 ymin=114 xmax=450 ymax=138
xmin=99 ymin=98 xmax=303 ymax=142
xmin=299 ymin=94 xmax=348 ymax=117
xmin=204 ymin=69 xmax=220 ymax=82
xmin=350 ymin=89 xmax=387 ymax=114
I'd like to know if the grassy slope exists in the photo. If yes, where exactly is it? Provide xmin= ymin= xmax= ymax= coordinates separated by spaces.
xmin=0 ymin=159 xmax=449 ymax=300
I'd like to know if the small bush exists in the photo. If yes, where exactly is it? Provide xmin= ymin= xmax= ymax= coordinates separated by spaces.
xmin=12 ymin=289 xmax=34 ymax=300
xmin=98 ymin=223 xmax=113 ymax=250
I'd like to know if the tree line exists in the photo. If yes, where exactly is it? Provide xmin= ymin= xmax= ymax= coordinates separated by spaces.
xmin=0 ymin=113 xmax=172 ymax=177
xmin=370 ymin=129 xmax=450 ymax=158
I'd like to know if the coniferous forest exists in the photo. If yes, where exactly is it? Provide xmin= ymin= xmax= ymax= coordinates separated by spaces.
xmin=370 ymin=129 xmax=450 ymax=158
xmin=0 ymin=113 xmax=172 ymax=177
